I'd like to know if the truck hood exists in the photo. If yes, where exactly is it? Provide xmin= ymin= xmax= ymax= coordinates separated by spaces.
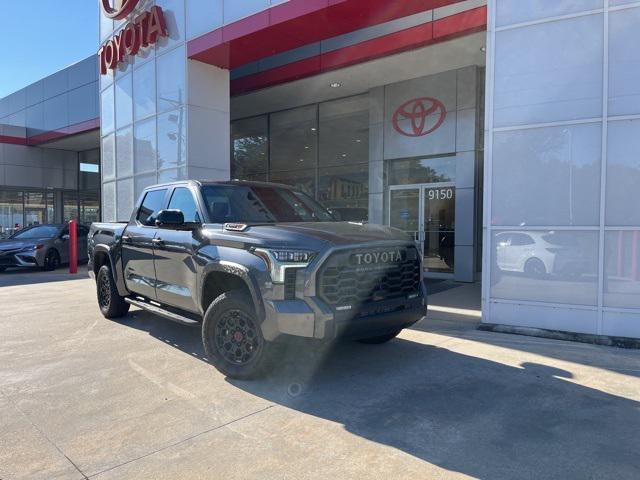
xmin=204 ymin=222 xmax=413 ymax=250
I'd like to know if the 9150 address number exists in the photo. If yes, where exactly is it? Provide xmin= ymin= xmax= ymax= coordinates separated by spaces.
xmin=426 ymin=187 xmax=454 ymax=201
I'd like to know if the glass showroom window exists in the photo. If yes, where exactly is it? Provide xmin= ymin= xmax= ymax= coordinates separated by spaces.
xmin=318 ymin=95 xmax=369 ymax=222
xmin=80 ymin=192 xmax=100 ymax=225
xmin=63 ymin=191 xmax=79 ymax=222
xmin=80 ymin=149 xmax=101 ymax=225
xmin=24 ymin=192 xmax=46 ymax=227
xmin=231 ymin=115 xmax=268 ymax=181
xmin=387 ymin=156 xmax=456 ymax=185
xmin=270 ymin=105 xmax=317 ymax=197
xmin=46 ymin=192 xmax=55 ymax=224
xmin=0 ymin=191 xmax=24 ymax=238
xmin=491 ymin=230 xmax=599 ymax=306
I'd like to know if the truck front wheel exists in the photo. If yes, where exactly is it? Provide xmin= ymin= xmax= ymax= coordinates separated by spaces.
xmin=202 ymin=290 xmax=274 ymax=379
xmin=96 ymin=265 xmax=130 ymax=319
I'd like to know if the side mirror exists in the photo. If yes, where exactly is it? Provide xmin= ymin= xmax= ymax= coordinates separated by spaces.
xmin=62 ymin=234 xmax=70 ymax=241
xmin=155 ymin=209 xmax=185 ymax=229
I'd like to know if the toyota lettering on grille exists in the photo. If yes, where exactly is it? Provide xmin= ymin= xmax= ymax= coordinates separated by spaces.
xmin=351 ymin=250 xmax=404 ymax=266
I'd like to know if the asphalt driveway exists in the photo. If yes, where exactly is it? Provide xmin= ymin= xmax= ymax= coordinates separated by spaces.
xmin=0 ymin=271 xmax=639 ymax=479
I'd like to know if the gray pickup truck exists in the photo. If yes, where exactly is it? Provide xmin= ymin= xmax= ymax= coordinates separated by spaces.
xmin=89 ymin=180 xmax=426 ymax=378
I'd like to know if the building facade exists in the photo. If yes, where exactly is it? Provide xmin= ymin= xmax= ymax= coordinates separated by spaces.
xmin=0 ymin=56 xmax=101 ymax=237
xmin=1 ymin=0 xmax=639 ymax=339
xmin=484 ymin=0 xmax=640 ymax=339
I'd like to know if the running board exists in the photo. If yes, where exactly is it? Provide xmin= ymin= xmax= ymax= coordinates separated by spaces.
xmin=125 ymin=298 xmax=200 ymax=327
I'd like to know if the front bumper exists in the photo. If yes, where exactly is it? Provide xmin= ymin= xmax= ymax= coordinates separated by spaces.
xmin=258 ymin=241 xmax=427 ymax=342
xmin=262 ymin=291 xmax=427 ymax=341
xmin=0 ymin=251 xmax=40 ymax=268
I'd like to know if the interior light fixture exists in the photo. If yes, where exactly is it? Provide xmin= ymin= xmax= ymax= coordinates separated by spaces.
xmin=330 ymin=82 xmax=342 ymax=88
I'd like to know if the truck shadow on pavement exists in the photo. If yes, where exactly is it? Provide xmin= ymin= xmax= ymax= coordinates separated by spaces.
xmin=122 ymin=310 xmax=640 ymax=479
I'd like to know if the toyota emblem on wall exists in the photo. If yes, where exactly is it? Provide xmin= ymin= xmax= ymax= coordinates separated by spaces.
xmin=101 ymin=0 xmax=141 ymax=19
xmin=392 ymin=97 xmax=447 ymax=137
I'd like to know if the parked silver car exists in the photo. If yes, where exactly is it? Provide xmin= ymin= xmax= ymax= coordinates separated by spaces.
xmin=0 ymin=224 xmax=89 ymax=272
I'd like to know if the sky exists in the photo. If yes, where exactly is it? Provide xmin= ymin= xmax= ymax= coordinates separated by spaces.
xmin=0 ymin=0 xmax=98 ymax=99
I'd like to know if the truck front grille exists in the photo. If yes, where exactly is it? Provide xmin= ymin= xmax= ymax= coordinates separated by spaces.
xmin=317 ymin=247 xmax=421 ymax=307
xmin=284 ymin=268 xmax=297 ymax=300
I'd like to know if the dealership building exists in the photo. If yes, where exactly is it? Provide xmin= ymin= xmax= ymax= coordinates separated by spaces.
xmin=1 ymin=0 xmax=640 ymax=340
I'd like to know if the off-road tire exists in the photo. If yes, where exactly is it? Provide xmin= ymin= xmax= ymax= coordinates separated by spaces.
xmin=357 ymin=329 xmax=402 ymax=344
xmin=96 ymin=265 xmax=130 ymax=319
xmin=202 ymin=290 xmax=274 ymax=379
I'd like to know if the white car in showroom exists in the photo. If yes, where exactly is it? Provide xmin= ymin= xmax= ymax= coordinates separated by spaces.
xmin=495 ymin=231 xmax=589 ymax=278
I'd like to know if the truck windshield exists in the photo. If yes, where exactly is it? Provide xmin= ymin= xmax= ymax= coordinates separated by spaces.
xmin=200 ymin=185 xmax=336 ymax=223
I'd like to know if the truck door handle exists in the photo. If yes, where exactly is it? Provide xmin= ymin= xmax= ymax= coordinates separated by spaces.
xmin=122 ymin=235 xmax=132 ymax=244
xmin=152 ymin=238 xmax=165 ymax=247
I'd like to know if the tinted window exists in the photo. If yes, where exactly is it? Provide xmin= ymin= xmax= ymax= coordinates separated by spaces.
xmin=511 ymin=233 xmax=535 ymax=246
xmin=168 ymin=188 xmax=201 ymax=223
xmin=12 ymin=225 xmax=60 ymax=239
xmin=496 ymin=233 xmax=511 ymax=246
xmin=200 ymin=185 xmax=334 ymax=224
xmin=541 ymin=232 xmax=578 ymax=247
xmin=137 ymin=189 xmax=167 ymax=226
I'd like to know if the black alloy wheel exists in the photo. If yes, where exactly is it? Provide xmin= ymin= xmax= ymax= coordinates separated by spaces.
xmin=214 ymin=308 xmax=261 ymax=365
xmin=97 ymin=269 xmax=112 ymax=310
xmin=202 ymin=290 xmax=274 ymax=379
xmin=96 ymin=265 xmax=130 ymax=318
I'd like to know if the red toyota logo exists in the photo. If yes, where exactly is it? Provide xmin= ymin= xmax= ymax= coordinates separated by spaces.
xmin=392 ymin=97 xmax=447 ymax=137
xmin=101 ymin=0 xmax=141 ymax=20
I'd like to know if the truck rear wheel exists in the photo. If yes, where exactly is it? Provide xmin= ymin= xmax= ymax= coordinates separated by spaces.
xmin=357 ymin=329 xmax=402 ymax=344
xmin=96 ymin=265 xmax=130 ymax=319
xmin=202 ymin=290 xmax=274 ymax=379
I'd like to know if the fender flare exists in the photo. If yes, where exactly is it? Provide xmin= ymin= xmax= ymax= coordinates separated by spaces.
xmin=200 ymin=261 xmax=265 ymax=322
xmin=92 ymin=244 xmax=130 ymax=297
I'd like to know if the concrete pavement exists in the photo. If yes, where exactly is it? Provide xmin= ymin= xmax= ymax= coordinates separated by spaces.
xmin=0 ymin=271 xmax=639 ymax=479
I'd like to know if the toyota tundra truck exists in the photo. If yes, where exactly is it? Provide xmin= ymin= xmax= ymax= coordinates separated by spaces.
xmin=88 ymin=180 xmax=426 ymax=379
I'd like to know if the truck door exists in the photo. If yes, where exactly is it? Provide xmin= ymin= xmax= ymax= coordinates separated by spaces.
xmin=121 ymin=188 xmax=168 ymax=300
xmin=153 ymin=186 xmax=203 ymax=313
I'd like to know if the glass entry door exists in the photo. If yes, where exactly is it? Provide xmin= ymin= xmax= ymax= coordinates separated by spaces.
xmin=389 ymin=188 xmax=421 ymax=241
xmin=389 ymin=183 xmax=456 ymax=275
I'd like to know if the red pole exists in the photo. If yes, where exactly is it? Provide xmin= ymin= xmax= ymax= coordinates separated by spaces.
xmin=69 ymin=219 xmax=78 ymax=274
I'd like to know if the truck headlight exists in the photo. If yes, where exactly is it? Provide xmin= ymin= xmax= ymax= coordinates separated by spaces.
xmin=254 ymin=248 xmax=317 ymax=283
